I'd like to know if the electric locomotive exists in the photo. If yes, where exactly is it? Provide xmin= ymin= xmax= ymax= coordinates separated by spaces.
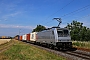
xmin=36 ymin=27 xmax=72 ymax=50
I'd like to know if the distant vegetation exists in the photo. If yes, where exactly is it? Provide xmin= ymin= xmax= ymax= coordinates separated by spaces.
xmin=32 ymin=25 xmax=46 ymax=32
xmin=0 ymin=36 xmax=12 ymax=39
xmin=72 ymin=41 xmax=90 ymax=49
xmin=66 ymin=20 xmax=90 ymax=41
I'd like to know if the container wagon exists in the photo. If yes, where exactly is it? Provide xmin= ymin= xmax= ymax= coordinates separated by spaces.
xmin=20 ymin=36 xmax=22 ymax=41
xmin=22 ymin=34 xmax=27 ymax=42
xmin=26 ymin=33 xmax=30 ymax=42
xmin=30 ymin=32 xmax=38 ymax=44
xmin=15 ymin=36 xmax=19 ymax=40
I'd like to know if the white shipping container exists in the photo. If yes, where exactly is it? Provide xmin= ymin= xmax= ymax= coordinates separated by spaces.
xmin=30 ymin=32 xmax=37 ymax=42
xmin=22 ymin=34 xmax=27 ymax=41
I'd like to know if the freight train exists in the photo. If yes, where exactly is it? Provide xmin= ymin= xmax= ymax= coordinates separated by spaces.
xmin=16 ymin=27 xmax=72 ymax=50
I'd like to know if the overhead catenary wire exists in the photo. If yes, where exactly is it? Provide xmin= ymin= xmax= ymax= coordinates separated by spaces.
xmin=74 ymin=14 xmax=90 ymax=20
xmin=61 ymin=4 xmax=90 ymax=17
xmin=62 ymin=13 xmax=90 ymax=24
xmin=42 ymin=0 xmax=74 ymax=25
xmin=62 ymin=5 xmax=90 ymax=19
xmin=44 ymin=4 xmax=90 ymax=25
xmin=45 ymin=0 xmax=75 ymax=20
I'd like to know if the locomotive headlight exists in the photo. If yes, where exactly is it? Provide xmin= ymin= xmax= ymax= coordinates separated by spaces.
xmin=68 ymin=40 xmax=71 ymax=41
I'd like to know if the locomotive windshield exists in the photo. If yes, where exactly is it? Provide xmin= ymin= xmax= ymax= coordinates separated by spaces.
xmin=57 ymin=29 xmax=69 ymax=37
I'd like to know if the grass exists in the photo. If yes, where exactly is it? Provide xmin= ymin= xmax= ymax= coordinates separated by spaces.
xmin=0 ymin=40 xmax=66 ymax=60
xmin=72 ymin=41 xmax=90 ymax=49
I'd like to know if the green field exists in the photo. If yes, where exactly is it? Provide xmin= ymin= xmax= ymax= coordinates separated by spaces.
xmin=0 ymin=40 xmax=65 ymax=60
xmin=72 ymin=41 xmax=90 ymax=49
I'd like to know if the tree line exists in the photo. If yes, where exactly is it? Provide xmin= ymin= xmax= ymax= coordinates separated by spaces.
xmin=32 ymin=20 xmax=90 ymax=41
xmin=65 ymin=20 xmax=90 ymax=41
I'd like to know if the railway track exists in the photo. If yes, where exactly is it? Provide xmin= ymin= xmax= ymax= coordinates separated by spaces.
xmin=26 ymin=42 xmax=90 ymax=60
xmin=64 ymin=50 xmax=90 ymax=60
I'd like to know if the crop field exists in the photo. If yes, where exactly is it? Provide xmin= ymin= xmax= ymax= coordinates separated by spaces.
xmin=72 ymin=41 xmax=90 ymax=49
xmin=0 ymin=40 xmax=66 ymax=60
xmin=0 ymin=39 xmax=11 ymax=45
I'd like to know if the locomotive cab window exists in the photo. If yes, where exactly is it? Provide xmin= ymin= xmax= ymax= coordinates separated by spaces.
xmin=57 ymin=29 xmax=69 ymax=37
xmin=57 ymin=30 xmax=63 ymax=37
xmin=63 ymin=30 xmax=69 ymax=36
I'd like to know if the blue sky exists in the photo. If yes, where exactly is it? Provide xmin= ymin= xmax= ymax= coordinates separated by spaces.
xmin=0 ymin=0 xmax=90 ymax=37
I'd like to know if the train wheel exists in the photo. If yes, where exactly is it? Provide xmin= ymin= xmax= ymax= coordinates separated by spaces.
xmin=27 ymin=40 xmax=30 ymax=43
xmin=57 ymin=47 xmax=63 ymax=51
xmin=46 ymin=44 xmax=49 ymax=48
xmin=52 ymin=45 xmax=54 ymax=49
xmin=49 ymin=44 xmax=54 ymax=49
xmin=37 ymin=42 xmax=41 ymax=46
